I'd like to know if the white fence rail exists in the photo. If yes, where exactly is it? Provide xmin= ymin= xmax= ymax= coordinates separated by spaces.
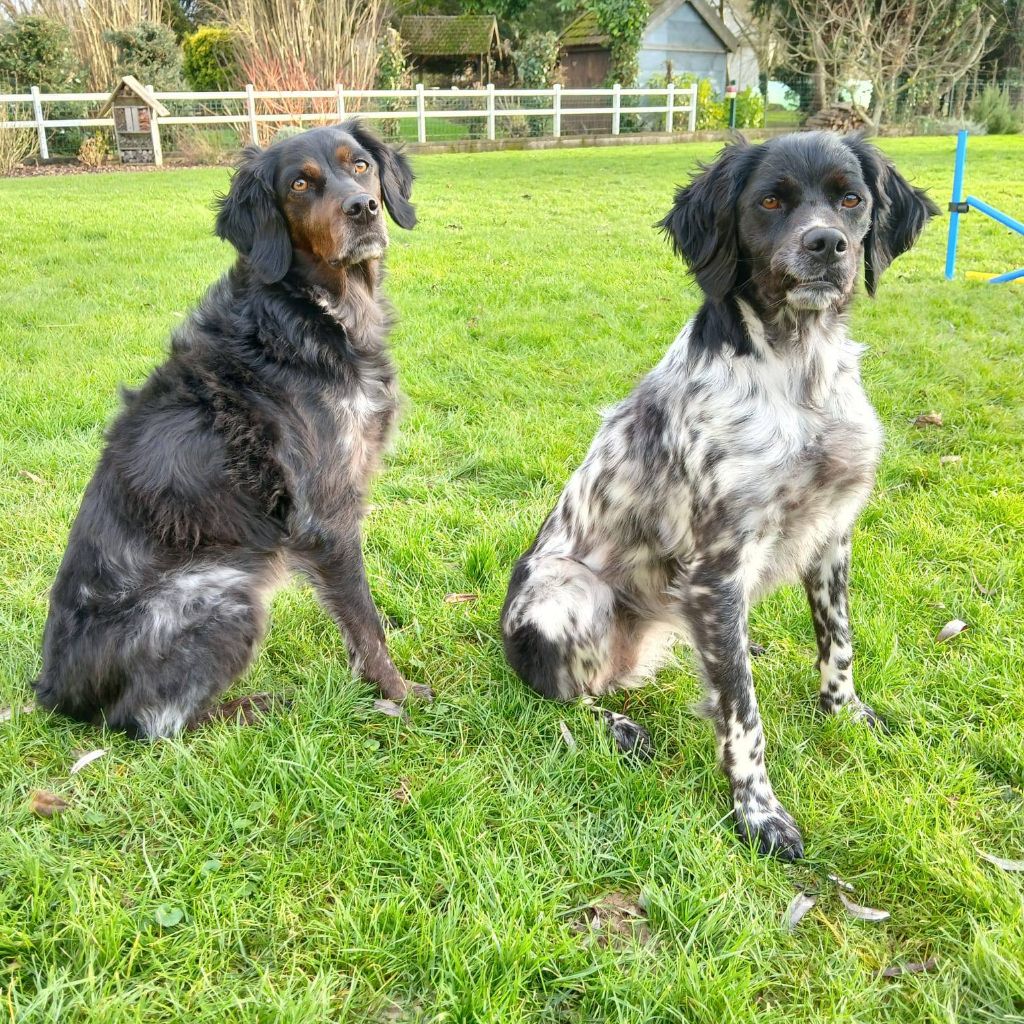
xmin=0 ymin=83 xmax=699 ymax=162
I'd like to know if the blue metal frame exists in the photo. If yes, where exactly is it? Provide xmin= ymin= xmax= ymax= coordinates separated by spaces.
xmin=945 ymin=129 xmax=1024 ymax=284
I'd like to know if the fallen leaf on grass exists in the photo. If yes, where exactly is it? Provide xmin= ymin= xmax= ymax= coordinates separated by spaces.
xmin=880 ymin=957 xmax=938 ymax=978
xmin=443 ymin=592 xmax=477 ymax=604
xmin=935 ymin=619 xmax=968 ymax=644
xmin=913 ymin=411 xmax=943 ymax=428
xmin=373 ymin=699 xmax=409 ymax=721
xmin=391 ymin=777 xmax=412 ymax=804
xmin=29 ymin=790 xmax=69 ymax=817
xmin=838 ymin=892 xmax=890 ymax=922
xmin=782 ymin=892 xmax=817 ymax=932
xmin=559 ymin=721 xmax=577 ymax=750
xmin=978 ymin=850 xmax=1024 ymax=872
xmin=570 ymin=893 xmax=651 ymax=949
xmin=939 ymin=455 xmax=962 ymax=466
xmin=69 ymin=748 xmax=107 ymax=775
xmin=152 ymin=905 xmax=185 ymax=928
xmin=18 ymin=469 xmax=45 ymax=484
xmin=0 ymin=703 xmax=36 ymax=723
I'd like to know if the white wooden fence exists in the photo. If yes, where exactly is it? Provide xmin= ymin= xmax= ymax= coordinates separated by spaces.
xmin=0 ymin=83 xmax=699 ymax=163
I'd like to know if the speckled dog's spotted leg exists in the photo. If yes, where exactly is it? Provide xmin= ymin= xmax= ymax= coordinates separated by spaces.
xmin=687 ymin=576 xmax=804 ymax=860
xmin=803 ymin=533 xmax=878 ymax=726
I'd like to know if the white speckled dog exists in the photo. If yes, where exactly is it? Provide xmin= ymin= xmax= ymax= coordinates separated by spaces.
xmin=502 ymin=132 xmax=938 ymax=858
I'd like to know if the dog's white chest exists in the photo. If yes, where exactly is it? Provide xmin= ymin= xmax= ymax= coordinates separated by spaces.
xmin=722 ymin=347 xmax=883 ymax=594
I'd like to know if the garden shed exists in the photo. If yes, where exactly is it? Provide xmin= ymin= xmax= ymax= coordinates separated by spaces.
xmin=399 ymin=15 xmax=503 ymax=86
xmin=559 ymin=0 xmax=740 ymax=92
xmin=98 ymin=75 xmax=169 ymax=166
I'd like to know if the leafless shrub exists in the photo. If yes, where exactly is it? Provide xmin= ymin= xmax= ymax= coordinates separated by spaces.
xmin=211 ymin=0 xmax=387 ymax=101
xmin=0 ymin=104 xmax=38 ymax=175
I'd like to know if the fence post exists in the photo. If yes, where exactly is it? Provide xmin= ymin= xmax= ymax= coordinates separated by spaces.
xmin=486 ymin=82 xmax=495 ymax=141
xmin=30 ymin=85 xmax=48 ymax=161
xmin=336 ymin=83 xmax=345 ymax=120
xmin=688 ymin=83 xmax=697 ymax=132
xmin=415 ymin=83 xmax=426 ymax=143
xmin=245 ymin=84 xmax=258 ymax=145
xmin=552 ymin=82 xmax=561 ymax=138
xmin=665 ymin=82 xmax=675 ymax=133
xmin=145 ymin=84 xmax=163 ymax=166
xmin=612 ymin=83 xmax=621 ymax=135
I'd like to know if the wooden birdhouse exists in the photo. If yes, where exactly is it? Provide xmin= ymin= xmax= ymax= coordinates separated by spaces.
xmin=99 ymin=76 xmax=169 ymax=166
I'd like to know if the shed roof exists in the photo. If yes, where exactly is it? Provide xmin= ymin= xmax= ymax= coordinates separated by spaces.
xmin=98 ymin=75 xmax=170 ymax=117
xmin=560 ymin=0 xmax=737 ymax=52
xmin=399 ymin=15 xmax=500 ymax=57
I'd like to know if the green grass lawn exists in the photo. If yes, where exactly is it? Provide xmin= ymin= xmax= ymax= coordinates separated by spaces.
xmin=1 ymin=136 xmax=1023 ymax=1023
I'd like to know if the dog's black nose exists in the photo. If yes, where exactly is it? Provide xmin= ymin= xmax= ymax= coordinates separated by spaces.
xmin=802 ymin=227 xmax=848 ymax=260
xmin=342 ymin=194 xmax=379 ymax=221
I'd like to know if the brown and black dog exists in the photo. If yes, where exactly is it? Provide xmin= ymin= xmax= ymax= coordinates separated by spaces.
xmin=35 ymin=122 xmax=429 ymax=738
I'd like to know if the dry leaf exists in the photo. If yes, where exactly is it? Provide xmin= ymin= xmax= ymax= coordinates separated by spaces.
xmin=935 ymin=619 xmax=968 ymax=644
xmin=0 ymin=703 xmax=36 ymax=724
xmin=373 ymin=699 xmax=409 ymax=721
xmin=978 ymin=850 xmax=1024 ymax=872
xmin=939 ymin=455 xmax=962 ymax=466
xmin=559 ymin=721 xmax=577 ymax=750
xmin=443 ymin=592 xmax=477 ymax=604
xmin=570 ymin=892 xmax=651 ymax=949
xmin=391 ymin=777 xmax=412 ymax=804
xmin=29 ymin=790 xmax=69 ymax=817
xmin=913 ymin=411 xmax=943 ymax=428
xmin=782 ymin=892 xmax=817 ymax=932
xmin=880 ymin=957 xmax=938 ymax=978
xmin=838 ymin=891 xmax=890 ymax=921
xmin=18 ymin=469 xmax=45 ymax=484
xmin=69 ymin=748 xmax=107 ymax=775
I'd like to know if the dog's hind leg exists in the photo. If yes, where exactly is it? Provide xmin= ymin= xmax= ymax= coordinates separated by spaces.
xmin=502 ymin=555 xmax=671 ymax=759
xmin=104 ymin=561 xmax=279 ymax=739
xmin=106 ymin=600 xmax=268 ymax=739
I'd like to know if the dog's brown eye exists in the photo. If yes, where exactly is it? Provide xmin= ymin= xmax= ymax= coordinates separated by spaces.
xmin=353 ymin=160 xmax=369 ymax=174
xmin=291 ymin=178 xmax=309 ymax=192
xmin=760 ymin=195 xmax=781 ymax=210
xmin=841 ymin=192 xmax=862 ymax=208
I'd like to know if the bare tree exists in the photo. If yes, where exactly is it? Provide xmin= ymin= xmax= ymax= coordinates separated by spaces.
xmin=860 ymin=0 xmax=994 ymax=123
xmin=772 ymin=0 xmax=995 ymax=124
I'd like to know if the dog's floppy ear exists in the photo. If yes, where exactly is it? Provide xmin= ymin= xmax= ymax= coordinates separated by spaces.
xmin=658 ymin=140 xmax=757 ymax=302
xmin=342 ymin=119 xmax=417 ymax=229
xmin=214 ymin=146 xmax=292 ymax=284
xmin=842 ymin=135 xmax=939 ymax=296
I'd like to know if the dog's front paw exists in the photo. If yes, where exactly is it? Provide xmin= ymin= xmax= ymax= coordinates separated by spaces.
xmin=733 ymin=801 xmax=804 ymax=860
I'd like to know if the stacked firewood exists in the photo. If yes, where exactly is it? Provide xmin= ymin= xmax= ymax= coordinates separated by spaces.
xmin=802 ymin=103 xmax=872 ymax=132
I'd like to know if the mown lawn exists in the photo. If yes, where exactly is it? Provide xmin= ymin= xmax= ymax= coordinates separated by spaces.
xmin=1 ymin=135 xmax=1023 ymax=1023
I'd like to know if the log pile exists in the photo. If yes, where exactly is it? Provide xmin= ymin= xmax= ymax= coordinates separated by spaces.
xmin=802 ymin=103 xmax=872 ymax=133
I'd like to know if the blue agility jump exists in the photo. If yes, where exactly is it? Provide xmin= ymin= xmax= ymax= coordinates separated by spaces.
xmin=945 ymin=129 xmax=1024 ymax=284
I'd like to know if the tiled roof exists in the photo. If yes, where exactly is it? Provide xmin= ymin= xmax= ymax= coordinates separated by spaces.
xmin=399 ymin=15 xmax=500 ymax=57
xmin=559 ymin=11 xmax=607 ymax=48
